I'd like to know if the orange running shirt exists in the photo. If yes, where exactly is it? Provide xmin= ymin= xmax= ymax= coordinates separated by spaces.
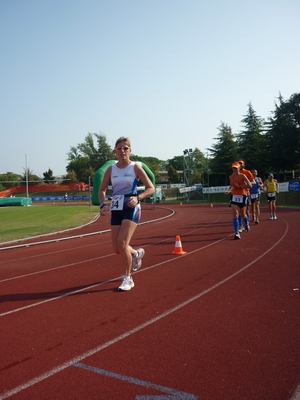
xmin=230 ymin=174 xmax=247 ymax=196
xmin=241 ymin=169 xmax=254 ymax=194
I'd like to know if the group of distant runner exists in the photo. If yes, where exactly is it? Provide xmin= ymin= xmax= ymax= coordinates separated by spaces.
xmin=225 ymin=159 xmax=279 ymax=240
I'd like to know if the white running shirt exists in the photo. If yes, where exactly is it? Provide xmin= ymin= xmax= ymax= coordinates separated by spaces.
xmin=111 ymin=162 xmax=138 ymax=196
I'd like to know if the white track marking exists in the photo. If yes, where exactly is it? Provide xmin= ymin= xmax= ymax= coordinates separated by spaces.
xmin=0 ymin=207 xmax=174 ymax=251
xmin=0 ymin=219 xmax=289 ymax=399
xmin=290 ymin=384 xmax=300 ymax=400
xmin=0 ymin=213 xmax=223 ymax=314
xmin=0 ymin=217 xmax=288 ymax=317
xmin=0 ymin=210 xmax=219 ymax=282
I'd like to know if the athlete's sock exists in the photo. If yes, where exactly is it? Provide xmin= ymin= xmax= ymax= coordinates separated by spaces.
xmin=238 ymin=215 xmax=242 ymax=227
xmin=233 ymin=218 xmax=239 ymax=233
xmin=244 ymin=217 xmax=248 ymax=227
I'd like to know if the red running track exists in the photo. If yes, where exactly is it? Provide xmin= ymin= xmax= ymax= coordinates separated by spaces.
xmin=0 ymin=204 xmax=299 ymax=400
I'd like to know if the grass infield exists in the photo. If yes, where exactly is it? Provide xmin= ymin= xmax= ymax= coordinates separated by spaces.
xmin=0 ymin=205 xmax=99 ymax=243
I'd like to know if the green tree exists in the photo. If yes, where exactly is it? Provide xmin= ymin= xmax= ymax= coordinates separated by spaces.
xmin=81 ymin=166 xmax=95 ymax=185
xmin=235 ymin=103 xmax=266 ymax=174
xmin=130 ymin=155 xmax=163 ymax=183
xmin=93 ymin=133 xmax=116 ymax=168
xmin=42 ymin=168 xmax=56 ymax=184
xmin=189 ymin=170 xmax=202 ymax=185
xmin=66 ymin=133 xmax=115 ymax=183
xmin=208 ymin=122 xmax=238 ymax=183
xmin=0 ymin=173 xmax=20 ymax=189
xmin=190 ymin=148 xmax=207 ymax=171
xmin=61 ymin=170 xmax=78 ymax=184
xmin=265 ymin=93 xmax=300 ymax=175
xmin=166 ymin=155 xmax=184 ymax=172
xmin=168 ymin=165 xmax=181 ymax=183
xmin=20 ymin=169 xmax=41 ymax=185
xmin=66 ymin=157 xmax=90 ymax=182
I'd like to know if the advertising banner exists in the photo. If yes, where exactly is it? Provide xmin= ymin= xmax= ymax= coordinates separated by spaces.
xmin=288 ymin=181 xmax=300 ymax=191
xmin=31 ymin=196 xmax=91 ymax=202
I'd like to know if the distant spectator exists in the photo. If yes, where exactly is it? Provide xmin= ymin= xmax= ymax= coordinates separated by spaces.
xmin=64 ymin=193 xmax=68 ymax=204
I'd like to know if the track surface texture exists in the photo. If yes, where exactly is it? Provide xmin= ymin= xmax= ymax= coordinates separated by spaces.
xmin=1 ymin=204 xmax=299 ymax=400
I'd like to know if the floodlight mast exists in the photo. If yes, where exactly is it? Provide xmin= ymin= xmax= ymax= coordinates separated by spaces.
xmin=182 ymin=148 xmax=210 ymax=202
xmin=25 ymin=154 xmax=29 ymax=200
xmin=183 ymin=149 xmax=193 ymax=202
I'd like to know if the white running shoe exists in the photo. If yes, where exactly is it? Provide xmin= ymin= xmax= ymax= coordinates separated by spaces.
xmin=244 ymin=224 xmax=250 ymax=232
xmin=132 ymin=248 xmax=145 ymax=271
xmin=270 ymin=215 xmax=274 ymax=220
xmin=118 ymin=275 xmax=135 ymax=291
xmin=273 ymin=215 xmax=277 ymax=220
xmin=238 ymin=226 xmax=243 ymax=233
xmin=234 ymin=232 xmax=241 ymax=240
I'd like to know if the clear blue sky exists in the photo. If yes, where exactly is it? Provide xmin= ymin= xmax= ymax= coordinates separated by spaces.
xmin=1 ymin=0 xmax=299 ymax=177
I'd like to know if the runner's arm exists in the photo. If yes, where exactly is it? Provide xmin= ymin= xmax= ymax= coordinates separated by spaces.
xmin=98 ymin=167 xmax=112 ymax=205
xmin=134 ymin=164 xmax=155 ymax=201
xmin=240 ymin=174 xmax=252 ymax=189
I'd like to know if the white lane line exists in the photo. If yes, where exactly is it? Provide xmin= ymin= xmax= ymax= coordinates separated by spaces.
xmin=0 ymin=211 xmax=219 ymax=283
xmin=0 ymin=220 xmax=289 ymax=399
xmin=0 ymin=214 xmax=101 ymax=248
xmin=290 ymin=384 xmax=300 ymax=400
xmin=73 ymin=363 xmax=198 ymax=399
xmin=0 ymin=233 xmax=226 ymax=317
xmin=0 ymin=207 xmax=174 ymax=251
xmin=0 ymin=230 xmax=227 ymax=317
xmin=0 ymin=253 xmax=114 ymax=283
xmin=0 ymin=208 xmax=176 ymax=266
xmin=0 ymin=216 xmax=287 ymax=317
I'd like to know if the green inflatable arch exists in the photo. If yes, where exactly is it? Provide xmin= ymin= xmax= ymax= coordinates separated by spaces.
xmin=92 ymin=160 xmax=156 ymax=205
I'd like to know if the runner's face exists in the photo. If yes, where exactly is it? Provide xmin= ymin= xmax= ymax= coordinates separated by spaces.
xmin=115 ymin=141 xmax=131 ymax=159
xmin=252 ymin=170 xmax=257 ymax=176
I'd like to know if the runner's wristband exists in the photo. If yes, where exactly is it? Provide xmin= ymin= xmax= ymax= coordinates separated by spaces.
xmin=100 ymin=202 xmax=107 ymax=209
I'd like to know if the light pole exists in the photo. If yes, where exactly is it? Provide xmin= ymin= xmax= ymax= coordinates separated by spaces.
xmin=25 ymin=154 xmax=29 ymax=205
xmin=183 ymin=149 xmax=193 ymax=202
xmin=88 ymin=176 xmax=92 ymax=212
xmin=183 ymin=149 xmax=193 ymax=186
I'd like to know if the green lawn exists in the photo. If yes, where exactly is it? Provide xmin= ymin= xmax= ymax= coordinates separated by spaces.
xmin=0 ymin=205 xmax=99 ymax=243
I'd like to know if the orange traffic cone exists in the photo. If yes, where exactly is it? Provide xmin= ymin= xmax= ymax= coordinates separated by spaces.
xmin=171 ymin=235 xmax=187 ymax=255
xmin=180 ymin=202 xmax=182 ymax=206
xmin=210 ymin=203 xmax=213 ymax=208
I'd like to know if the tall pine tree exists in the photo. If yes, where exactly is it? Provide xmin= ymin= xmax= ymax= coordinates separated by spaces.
xmin=208 ymin=122 xmax=238 ymax=183
xmin=265 ymin=93 xmax=300 ymax=175
xmin=235 ymin=103 xmax=266 ymax=174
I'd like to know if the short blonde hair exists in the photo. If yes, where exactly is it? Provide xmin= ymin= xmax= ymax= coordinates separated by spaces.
xmin=115 ymin=137 xmax=131 ymax=148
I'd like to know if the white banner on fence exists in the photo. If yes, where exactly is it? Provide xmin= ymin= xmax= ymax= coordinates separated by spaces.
xmin=179 ymin=186 xmax=197 ymax=193
xmin=164 ymin=182 xmax=291 ymax=194
xmin=278 ymin=182 xmax=289 ymax=192
xmin=202 ymin=186 xmax=230 ymax=194
xmin=203 ymin=183 xmax=290 ymax=194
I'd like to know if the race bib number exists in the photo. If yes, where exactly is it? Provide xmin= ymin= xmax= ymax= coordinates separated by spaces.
xmin=232 ymin=194 xmax=243 ymax=203
xmin=251 ymin=194 xmax=259 ymax=199
xmin=268 ymin=192 xmax=276 ymax=197
xmin=110 ymin=195 xmax=124 ymax=211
